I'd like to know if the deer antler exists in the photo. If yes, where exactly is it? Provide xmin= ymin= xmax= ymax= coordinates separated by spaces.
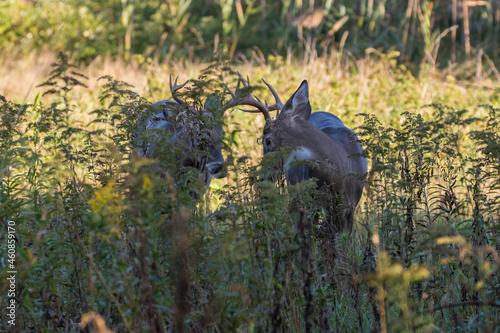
xmin=221 ymin=73 xmax=282 ymax=121
xmin=261 ymin=78 xmax=283 ymax=111
xmin=169 ymin=74 xmax=189 ymax=106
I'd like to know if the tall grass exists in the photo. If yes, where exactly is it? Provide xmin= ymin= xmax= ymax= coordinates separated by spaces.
xmin=2 ymin=0 xmax=499 ymax=70
xmin=0 ymin=52 xmax=499 ymax=332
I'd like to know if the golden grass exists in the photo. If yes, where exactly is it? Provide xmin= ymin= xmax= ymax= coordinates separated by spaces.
xmin=1 ymin=51 xmax=498 ymax=172
xmin=2 ymin=52 xmax=499 ymax=332
xmin=2 ymin=51 xmax=498 ymax=107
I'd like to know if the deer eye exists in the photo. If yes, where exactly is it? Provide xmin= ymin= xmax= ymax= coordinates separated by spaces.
xmin=265 ymin=137 xmax=272 ymax=147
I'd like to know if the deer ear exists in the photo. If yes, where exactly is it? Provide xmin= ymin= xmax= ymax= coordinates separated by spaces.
xmin=280 ymin=80 xmax=311 ymax=121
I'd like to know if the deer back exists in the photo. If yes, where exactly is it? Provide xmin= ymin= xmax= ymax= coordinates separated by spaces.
xmin=305 ymin=111 xmax=367 ymax=208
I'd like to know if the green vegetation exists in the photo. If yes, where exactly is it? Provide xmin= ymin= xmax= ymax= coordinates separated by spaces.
xmin=1 ymin=0 xmax=499 ymax=69
xmin=1 ymin=0 xmax=500 ymax=332
xmin=1 ymin=51 xmax=499 ymax=331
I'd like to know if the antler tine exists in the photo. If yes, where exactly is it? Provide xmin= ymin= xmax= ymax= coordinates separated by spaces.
xmin=236 ymin=71 xmax=248 ymax=88
xmin=239 ymin=108 xmax=265 ymax=113
xmin=169 ymin=74 xmax=189 ymax=92
xmin=169 ymin=74 xmax=174 ymax=91
xmin=237 ymin=95 xmax=271 ymax=120
xmin=169 ymin=74 xmax=189 ymax=106
xmin=223 ymin=82 xmax=237 ymax=99
xmin=220 ymin=74 xmax=278 ymax=120
xmin=261 ymin=78 xmax=283 ymax=111
xmin=254 ymin=95 xmax=262 ymax=103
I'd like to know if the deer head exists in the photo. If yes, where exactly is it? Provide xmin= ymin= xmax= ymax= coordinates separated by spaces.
xmin=135 ymin=75 xmax=225 ymax=196
xmin=228 ymin=77 xmax=368 ymax=233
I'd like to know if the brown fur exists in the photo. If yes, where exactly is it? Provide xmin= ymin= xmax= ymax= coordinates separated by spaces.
xmin=262 ymin=81 xmax=367 ymax=233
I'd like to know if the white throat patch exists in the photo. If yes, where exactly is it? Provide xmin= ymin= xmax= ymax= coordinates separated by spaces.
xmin=283 ymin=147 xmax=313 ymax=172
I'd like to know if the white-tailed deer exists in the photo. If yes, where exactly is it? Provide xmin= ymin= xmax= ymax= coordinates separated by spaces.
xmin=226 ymin=76 xmax=367 ymax=233
xmin=135 ymin=76 xmax=225 ymax=196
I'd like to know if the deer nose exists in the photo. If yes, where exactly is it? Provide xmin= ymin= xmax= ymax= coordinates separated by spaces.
xmin=263 ymin=138 xmax=274 ymax=154
xmin=263 ymin=137 xmax=274 ymax=153
xmin=207 ymin=162 xmax=225 ymax=178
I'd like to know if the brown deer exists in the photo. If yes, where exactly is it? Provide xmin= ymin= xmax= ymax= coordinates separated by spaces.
xmin=225 ymin=76 xmax=367 ymax=233
xmin=135 ymin=76 xmax=225 ymax=196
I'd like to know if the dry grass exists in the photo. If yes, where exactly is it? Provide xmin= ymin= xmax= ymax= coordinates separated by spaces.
xmin=1 ymin=51 xmax=499 ymax=332
xmin=2 ymin=51 xmax=499 ymax=187
xmin=2 ymin=51 xmax=499 ymax=171
xmin=2 ymin=51 xmax=498 ymax=109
